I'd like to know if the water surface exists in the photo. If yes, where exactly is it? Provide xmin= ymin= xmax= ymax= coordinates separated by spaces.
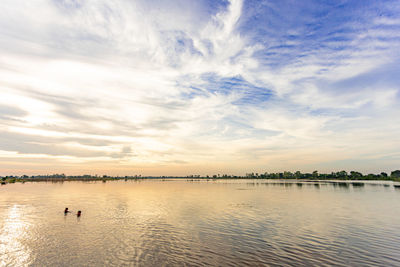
xmin=1 ymin=180 xmax=400 ymax=266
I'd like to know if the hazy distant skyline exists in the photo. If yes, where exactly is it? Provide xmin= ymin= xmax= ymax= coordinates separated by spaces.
xmin=0 ymin=0 xmax=399 ymax=175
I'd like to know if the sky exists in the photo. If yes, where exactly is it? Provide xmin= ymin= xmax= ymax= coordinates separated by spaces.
xmin=0 ymin=0 xmax=399 ymax=176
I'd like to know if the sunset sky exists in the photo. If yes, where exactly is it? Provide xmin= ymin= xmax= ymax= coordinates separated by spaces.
xmin=0 ymin=0 xmax=399 ymax=176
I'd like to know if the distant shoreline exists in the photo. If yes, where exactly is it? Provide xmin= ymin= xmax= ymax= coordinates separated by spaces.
xmin=1 ymin=173 xmax=400 ymax=185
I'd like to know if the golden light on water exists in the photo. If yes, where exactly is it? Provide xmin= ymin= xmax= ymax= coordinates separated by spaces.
xmin=1 ymin=180 xmax=400 ymax=265
xmin=0 ymin=205 xmax=32 ymax=266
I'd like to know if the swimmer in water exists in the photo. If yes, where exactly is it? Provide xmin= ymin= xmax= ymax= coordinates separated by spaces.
xmin=77 ymin=210 xmax=81 ymax=217
xmin=64 ymin=207 xmax=71 ymax=214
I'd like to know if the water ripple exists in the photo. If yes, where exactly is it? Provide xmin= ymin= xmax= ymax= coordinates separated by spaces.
xmin=1 ymin=180 xmax=400 ymax=266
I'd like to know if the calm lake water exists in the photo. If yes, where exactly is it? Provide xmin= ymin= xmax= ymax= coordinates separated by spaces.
xmin=1 ymin=179 xmax=400 ymax=266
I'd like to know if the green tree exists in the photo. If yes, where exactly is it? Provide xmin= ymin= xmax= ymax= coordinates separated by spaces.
xmin=336 ymin=170 xmax=348 ymax=179
xmin=283 ymin=171 xmax=293 ymax=179
xmin=350 ymin=171 xmax=363 ymax=179
xmin=391 ymin=170 xmax=400 ymax=178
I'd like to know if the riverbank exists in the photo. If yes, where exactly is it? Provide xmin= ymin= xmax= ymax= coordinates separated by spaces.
xmin=1 ymin=175 xmax=400 ymax=185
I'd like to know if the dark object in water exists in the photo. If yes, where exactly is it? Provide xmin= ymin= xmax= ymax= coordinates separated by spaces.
xmin=77 ymin=210 xmax=82 ymax=217
xmin=64 ymin=207 xmax=69 ymax=214
xmin=351 ymin=182 xmax=365 ymax=187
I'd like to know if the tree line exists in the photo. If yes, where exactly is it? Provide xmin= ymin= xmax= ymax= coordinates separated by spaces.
xmin=242 ymin=170 xmax=400 ymax=180
xmin=1 ymin=170 xmax=400 ymax=184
